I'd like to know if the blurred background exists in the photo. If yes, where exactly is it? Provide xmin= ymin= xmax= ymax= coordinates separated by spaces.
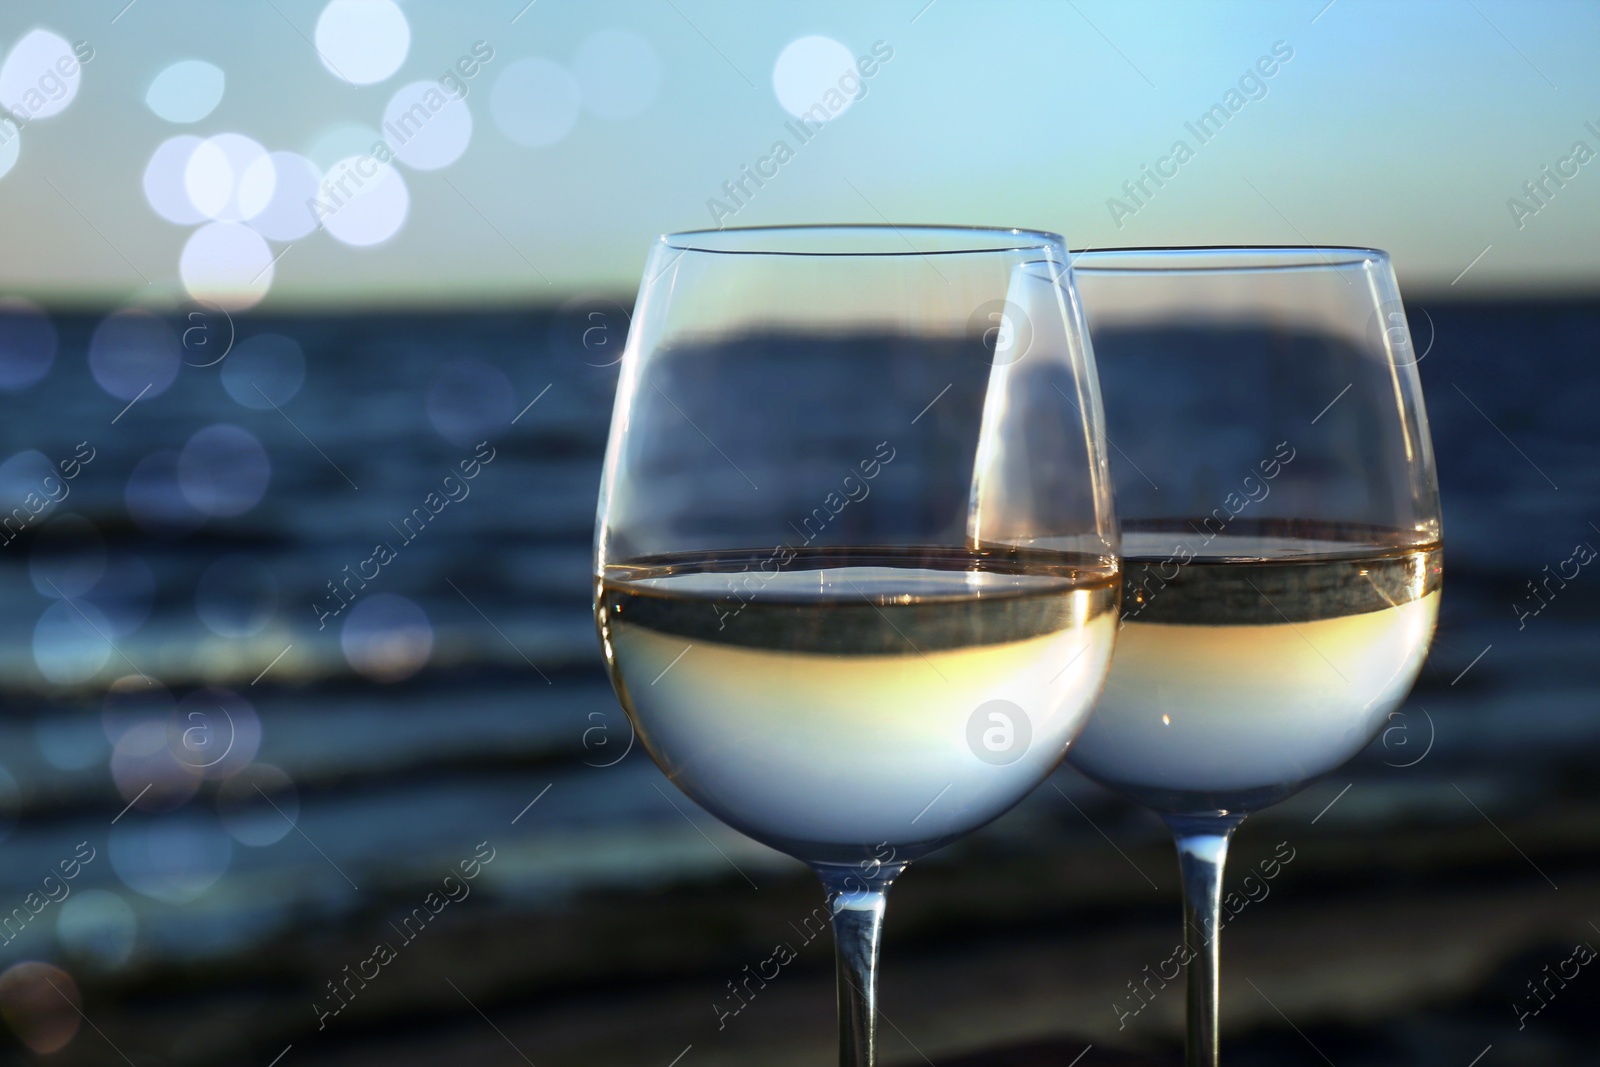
xmin=0 ymin=0 xmax=1595 ymax=1064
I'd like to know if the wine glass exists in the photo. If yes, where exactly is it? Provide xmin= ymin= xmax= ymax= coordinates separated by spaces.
xmin=1064 ymin=247 xmax=1441 ymax=1065
xmin=595 ymin=225 xmax=1119 ymax=1066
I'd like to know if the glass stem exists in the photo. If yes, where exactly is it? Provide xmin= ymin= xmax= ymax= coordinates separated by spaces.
xmin=1164 ymin=814 xmax=1245 ymax=1067
xmin=816 ymin=861 xmax=907 ymax=1067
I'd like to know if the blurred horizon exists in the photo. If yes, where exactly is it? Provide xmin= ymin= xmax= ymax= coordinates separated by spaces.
xmin=1 ymin=0 xmax=1598 ymax=310
xmin=10 ymin=283 xmax=1600 ymax=317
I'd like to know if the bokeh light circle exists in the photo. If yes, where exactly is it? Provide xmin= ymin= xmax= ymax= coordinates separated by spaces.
xmin=177 ymin=424 xmax=270 ymax=518
xmin=185 ymin=132 xmax=273 ymax=222
xmin=33 ymin=599 xmax=113 ymax=685
xmin=110 ymin=721 xmax=202 ymax=811
xmin=426 ymin=356 xmax=514 ymax=445
xmin=146 ymin=59 xmax=225 ymax=123
xmin=573 ymin=29 xmax=662 ymax=119
xmin=0 ymin=30 xmax=83 ymax=121
xmin=143 ymin=135 xmax=207 ymax=225
xmin=57 ymin=891 xmax=139 ymax=969
xmin=221 ymin=333 xmax=305 ymax=409
xmin=88 ymin=308 xmax=181 ymax=400
xmin=306 ymin=122 xmax=381 ymax=173
xmin=0 ymin=297 xmax=57 ymax=390
xmin=179 ymin=221 xmax=275 ymax=310
xmin=383 ymin=79 xmax=473 ymax=170
xmin=0 ymin=962 xmax=80 ymax=1054
xmin=246 ymin=151 xmax=322 ymax=241
xmin=195 ymin=554 xmax=277 ymax=637
xmin=318 ymin=155 xmax=409 ymax=246
xmin=315 ymin=0 xmax=410 ymax=85
xmin=125 ymin=451 xmax=206 ymax=536
xmin=108 ymin=810 xmax=232 ymax=904
xmin=341 ymin=593 xmax=433 ymax=682
xmin=217 ymin=764 xmax=298 ymax=846
xmin=0 ymin=450 xmax=56 ymax=515
xmin=772 ymin=35 xmax=858 ymax=120
xmin=491 ymin=58 xmax=580 ymax=147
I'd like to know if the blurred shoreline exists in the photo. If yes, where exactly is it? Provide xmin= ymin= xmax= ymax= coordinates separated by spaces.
xmin=0 ymin=298 xmax=1594 ymax=1062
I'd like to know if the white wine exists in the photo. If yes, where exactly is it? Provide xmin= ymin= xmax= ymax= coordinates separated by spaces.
xmin=1069 ymin=525 xmax=1441 ymax=814
xmin=598 ymin=547 xmax=1119 ymax=866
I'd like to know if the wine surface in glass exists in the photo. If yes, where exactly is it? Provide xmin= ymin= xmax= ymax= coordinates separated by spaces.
xmin=1069 ymin=523 xmax=1441 ymax=815
xmin=598 ymin=547 xmax=1118 ymax=866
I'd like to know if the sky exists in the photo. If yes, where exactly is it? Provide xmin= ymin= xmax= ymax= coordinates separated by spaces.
xmin=0 ymin=0 xmax=1596 ymax=309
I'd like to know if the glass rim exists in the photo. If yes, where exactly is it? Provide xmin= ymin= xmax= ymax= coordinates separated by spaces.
xmin=1067 ymin=245 xmax=1391 ymax=274
xmin=659 ymin=224 xmax=1066 ymax=257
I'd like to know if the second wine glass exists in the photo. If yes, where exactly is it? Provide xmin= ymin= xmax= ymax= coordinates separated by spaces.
xmin=1066 ymin=246 xmax=1442 ymax=1066
xmin=595 ymin=225 xmax=1119 ymax=1066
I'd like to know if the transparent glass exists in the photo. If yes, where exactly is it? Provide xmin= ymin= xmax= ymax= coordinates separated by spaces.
xmin=595 ymin=225 xmax=1120 ymax=1067
xmin=1065 ymin=246 xmax=1442 ymax=1066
